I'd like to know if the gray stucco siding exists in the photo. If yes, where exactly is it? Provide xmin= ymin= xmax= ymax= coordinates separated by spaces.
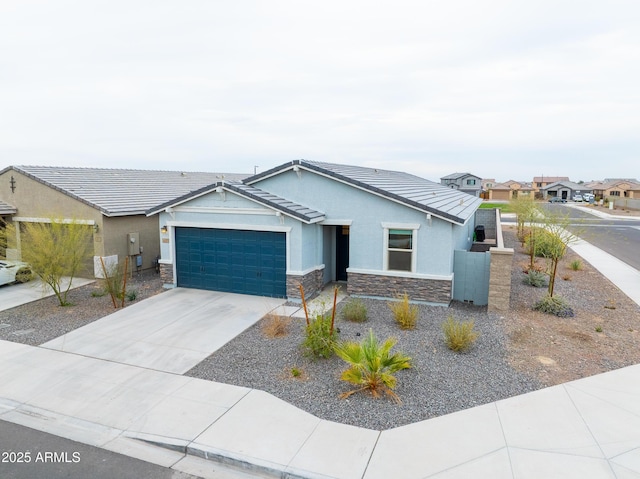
xmin=253 ymin=169 xmax=458 ymax=277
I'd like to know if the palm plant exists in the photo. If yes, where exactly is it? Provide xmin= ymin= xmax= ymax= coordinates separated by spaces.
xmin=334 ymin=329 xmax=411 ymax=403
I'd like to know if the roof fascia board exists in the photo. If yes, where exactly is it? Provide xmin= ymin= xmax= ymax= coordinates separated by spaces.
xmin=147 ymin=180 xmax=323 ymax=224
xmin=146 ymin=184 xmax=222 ymax=216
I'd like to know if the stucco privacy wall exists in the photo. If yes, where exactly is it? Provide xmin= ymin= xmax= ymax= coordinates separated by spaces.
xmin=251 ymin=168 xmax=468 ymax=277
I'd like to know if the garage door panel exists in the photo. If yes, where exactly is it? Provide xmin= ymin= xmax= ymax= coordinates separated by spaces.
xmin=175 ymin=227 xmax=286 ymax=298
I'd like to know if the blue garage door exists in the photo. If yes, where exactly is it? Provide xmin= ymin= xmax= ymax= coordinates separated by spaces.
xmin=175 ymin=228 xmax=286 ymax=298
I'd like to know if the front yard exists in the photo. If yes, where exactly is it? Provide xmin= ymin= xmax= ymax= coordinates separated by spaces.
xmin=1 ymin=227 xmax=639 ymax=431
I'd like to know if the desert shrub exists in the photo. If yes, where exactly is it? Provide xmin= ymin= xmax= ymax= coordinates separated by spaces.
xmin=533 ymin=294 xmax=575 ymax=318
xmin=562 ymin=274 xmax=571 ymax=281
xmin=442 ymin=315 xmax=479 ymax=352
xmin=334 ymin=329 xmax=411 ymax=403
xmin=523 ymin=269 xmax=547 ymax=288
xmin=302 ymin=314 xmax=337 ymax=359
xmin=261 ymin=313 xmax=292 ymax=338
xmin=126 ymin=290 xmax=138 ymax=301
xmin=340 ymin=298 xmax=368 ymax=322
xmin=388 ymin=293 xmax=419 ymax=330
xmin=570 ymin=259 xmax=582 ymax=271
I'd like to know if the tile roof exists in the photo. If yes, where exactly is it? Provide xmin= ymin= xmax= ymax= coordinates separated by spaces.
xmin=3 ymin=166 xmax=248 ymax=216
xmin=540 ymin=180 xmax=590 ymax=191
xmin=533 ymin=176 xmax=569 ymax=183
xmin=0 ymin=200 xmax=17 ymax=215
xmin=247 ymin=160 xmax=482 ymax=225
xmin=146 ymin=181 xmax=325 ymax=224
xmin=440 ymin=172 xmax=481 ymax=181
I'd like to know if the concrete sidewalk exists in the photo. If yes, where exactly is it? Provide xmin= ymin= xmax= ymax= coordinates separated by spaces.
xmin=564 ymin=203 xmax=640 ymax=220
xmin=1 ymin=339 xmax=639 ymax=478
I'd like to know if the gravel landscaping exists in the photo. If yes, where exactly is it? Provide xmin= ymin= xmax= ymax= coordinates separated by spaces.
xmin=2 ymin=218 xmax=639 ymax=431
xmin=0 ymin=270 xmax=166 ymax=346
xmin=185 ymin=298 xmax=541 ymax=431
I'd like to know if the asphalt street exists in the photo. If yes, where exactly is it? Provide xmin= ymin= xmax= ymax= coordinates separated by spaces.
xmin=0 ymin=420 xmax=202 ymax=479
xmin=541 ymin=204 xmax=640 ymax=270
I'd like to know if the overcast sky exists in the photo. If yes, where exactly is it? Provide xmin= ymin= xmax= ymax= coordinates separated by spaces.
xmin=1 ymin=1 xmax=638 ymax=183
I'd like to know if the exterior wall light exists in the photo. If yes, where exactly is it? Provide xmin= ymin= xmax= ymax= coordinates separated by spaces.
xmin=161 ymin=225 xmax=168 ymax=234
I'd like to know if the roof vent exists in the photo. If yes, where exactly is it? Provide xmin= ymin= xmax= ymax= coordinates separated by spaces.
xmin=460 ymin=199 xmax=464 ymax=205
xmin=181 ymin=172 xmax=187 ymax=177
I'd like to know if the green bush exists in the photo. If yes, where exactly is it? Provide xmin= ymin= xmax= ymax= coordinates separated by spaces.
xmin=334 ymin=329 xmax=411 ymax=403
xmin=526 ymin=228 xmax=556 ymax=258
xmin=302 ymin=314 xmax=337 ymax=359
xmin=570 ymin=259 xmax=582 ymax=271
xmin=340 ymin=298 xmax=368 ymax=322
xmin=533 ymin=294 xmax=575 ymax=318
xmin=126 ymin=290 xmax=138 ymax=301
xmin=442 ymin=315 xmax=479 ymax=352
xmin=388 ymin=293 xmax=419 ymax=330
xmin=523 ymin=269 xmax=547 ymax=288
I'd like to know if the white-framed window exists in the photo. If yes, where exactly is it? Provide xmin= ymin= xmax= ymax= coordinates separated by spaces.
xmin=383 ymin=224 xmax=419 ymax=272
xmin=466 ymin=179 xmax=476 ymax=185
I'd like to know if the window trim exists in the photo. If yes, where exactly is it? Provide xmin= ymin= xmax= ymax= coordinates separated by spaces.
xmin=382 ymin=223 xmax=420 ymax=273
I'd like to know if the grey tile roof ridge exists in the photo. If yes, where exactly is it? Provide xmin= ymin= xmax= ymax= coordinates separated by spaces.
xmin=540 ymin=180 xmax=591 ymax=190
xmin=146 ymin=180 xmax=325 ymax=224
xmin=7 ymin=165 xmax=249 ymax=216
xmin=246 ymin=159 xmax=481 ymax=224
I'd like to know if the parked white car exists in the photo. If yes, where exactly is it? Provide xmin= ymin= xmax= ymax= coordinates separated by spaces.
xmin=0 ymin=260 xmax=33 ymax=286
xmin=572 ymin=195 xmax=583 ymax=202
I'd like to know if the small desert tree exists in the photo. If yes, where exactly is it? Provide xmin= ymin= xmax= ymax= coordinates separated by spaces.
xmin=510 ymin=195 xmax=538 ymax=241
xmin=5 ymin=219 xmax=94 ymax=306
xmin=536 ymin=211 xmax=577 ymax=297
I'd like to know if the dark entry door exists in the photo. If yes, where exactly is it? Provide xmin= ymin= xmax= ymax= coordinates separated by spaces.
xmin=336 ymin=225 xmax=349 ymax=281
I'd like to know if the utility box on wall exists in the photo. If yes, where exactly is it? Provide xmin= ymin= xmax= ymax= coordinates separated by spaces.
xmin=127 ymin=232 xmax=140 ymax=256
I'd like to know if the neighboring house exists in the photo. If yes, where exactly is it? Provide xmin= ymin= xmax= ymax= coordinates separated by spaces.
xmin=148 ymin=160 xmax=482 ymax=304
xmin=481 ymin=180 xmax=534 ymax=201
xmin=540 ymin=181 xmax=593 ymax=201
xmin=484 ymin=182 xmax=511 ymax=201
xmin=589 ymin=179 xmax=640 ymax=200
xmin=0 ymin=166 xmax=246 ymax=275
xmin=532 ymin=176 xmax=569 ymax=198
xmin=440 ymin=173 xmax=483 ymax=197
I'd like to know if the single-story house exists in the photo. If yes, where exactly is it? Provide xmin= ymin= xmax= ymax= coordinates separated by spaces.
xmin=0 ymin=166 xmax=246 ymax=275
xmin=589 ymin=179 xmax=640 ymax=200
xmin=440 ymin=173 xmax=483 ymax=197
xmin=148 ymin=160 xmax=482 ymax=304
xmin=540 ymin=181 xmax=593 ymax=201
xmin=480 ymin=180 xmax=535 ymax=201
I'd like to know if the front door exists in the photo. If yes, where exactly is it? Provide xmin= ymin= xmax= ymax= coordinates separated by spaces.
xmin=336 ymin=226 xmax=350 ymax=281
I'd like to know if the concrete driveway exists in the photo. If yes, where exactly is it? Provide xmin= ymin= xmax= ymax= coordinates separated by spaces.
xmin=0 ymin=277 xmax=95 ymax=312
xmin=42 ymin=288 xmax=285 ymax=374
